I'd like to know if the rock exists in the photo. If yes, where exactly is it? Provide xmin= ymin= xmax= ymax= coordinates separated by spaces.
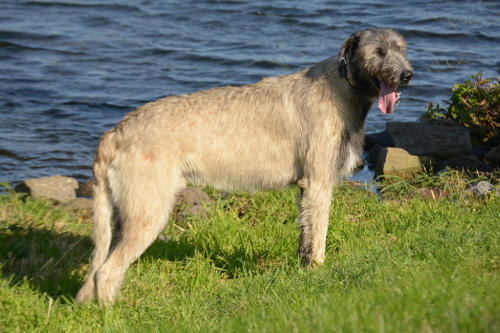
xmin=364 ymin=131 xmax=391 ymax=150
xmin=77 ymin=180 xmax=94 ymax=197
xmin=485 ymin=144 xmax=500 ymax=166
xmin=67 ymin=197 xmax=94 ymax=210
xmin=62 ymin=198 xmax=93 ymax=222
xmin=414 ymin=188 xmax=448 ymax=200
xmin=176 ymin=205 xmax=207 ymax=222
xmin=472 ymin=144 xmax=492 ymax=157
xmin=439 ymin=155 xmax=494 ymax=173
xmin=176 ymin=186 xmax=210 ymax=206
xmin=375 ymin=147 xmax=427 ymax=178
xmin=485 ymin=133 xmax=500 ymax=147
xmin=468 ymin=181 xmax=494 ymax=196
xmin=386 ymin=119 xmax=472 ymax=158
xmin=15 ymin=175 xmax=78 ymax=203
xmin=366 ymin=144 xmax=382 ymax=169
xmin=174 ymin=186 xmax=211 ymax=222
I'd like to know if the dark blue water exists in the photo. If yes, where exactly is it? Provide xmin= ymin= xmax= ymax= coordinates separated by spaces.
xmin=1 ymin=0 xmax=499 ymax=184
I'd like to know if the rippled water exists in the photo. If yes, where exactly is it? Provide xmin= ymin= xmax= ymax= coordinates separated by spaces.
xmin=1 ymin=0 xmax=499 ymax=183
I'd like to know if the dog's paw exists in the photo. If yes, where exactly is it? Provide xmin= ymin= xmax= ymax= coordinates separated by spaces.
xmin=309 ymin=259 xmax=324 ymax=268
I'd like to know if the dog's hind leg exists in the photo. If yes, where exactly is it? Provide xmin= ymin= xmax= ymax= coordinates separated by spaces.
xmin=75 ymin=177 xmax=113 ymax=304
xmin=94 ymin=161 xmax=184 ymax=304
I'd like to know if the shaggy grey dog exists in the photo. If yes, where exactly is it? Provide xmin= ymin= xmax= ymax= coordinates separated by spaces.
xmin=76 ymin=28 xmax=413 ymax=304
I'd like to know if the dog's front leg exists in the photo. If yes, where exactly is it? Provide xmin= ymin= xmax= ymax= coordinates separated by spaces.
xmin=296 ymin=178 xmax=333 ymax=266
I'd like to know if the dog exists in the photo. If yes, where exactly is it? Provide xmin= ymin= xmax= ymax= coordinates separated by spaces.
xmin=76 ymin=28 xmax=413 ymax=304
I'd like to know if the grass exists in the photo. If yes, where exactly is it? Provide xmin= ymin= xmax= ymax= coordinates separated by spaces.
xmin=0 ymin=176 xmax=499 ymax=332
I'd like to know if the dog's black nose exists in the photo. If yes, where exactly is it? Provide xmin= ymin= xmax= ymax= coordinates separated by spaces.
xmin=400 ymin=70 xmax=414 ymax=83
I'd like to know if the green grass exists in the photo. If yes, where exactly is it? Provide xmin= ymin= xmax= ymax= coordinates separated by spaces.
xmin=0 ymin=180 xmax=499 ymax=332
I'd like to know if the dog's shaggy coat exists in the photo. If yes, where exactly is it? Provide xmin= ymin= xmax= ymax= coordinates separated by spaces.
xmin=76 ymin=28 xmax=413 ymax=304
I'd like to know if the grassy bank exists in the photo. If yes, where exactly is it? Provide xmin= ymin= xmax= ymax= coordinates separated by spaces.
xmin=0 ymin=177 xmax=499 ymax=332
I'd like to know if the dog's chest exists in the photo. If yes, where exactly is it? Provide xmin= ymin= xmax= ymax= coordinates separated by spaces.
xmin=337 ymin=127 xmax=365 ymax=177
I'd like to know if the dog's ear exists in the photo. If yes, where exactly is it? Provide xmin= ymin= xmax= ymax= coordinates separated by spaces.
xmin=338 ymin=32 xmax=361 ymax=63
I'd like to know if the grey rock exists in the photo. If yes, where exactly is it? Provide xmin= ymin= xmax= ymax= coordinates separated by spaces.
xmin=364 ymin=131 xmax=391 ymax=150
xmin=77 ymin=180 xmax=94 ymax=197
xmin=472 ymin=145 xmax=492 ymax=157
xmin=67 ymin=197 xmax=94 ymax=210
xmin=174 ymin=186 xmax=211 ymax=222
xmin=414 ymin=188 xmax=448 ymax=200
xmin=366 ymin=144 xmax=382 ymax=169
xmin=439 ymin=155 xmax=494 ymax=173
xmin=468 ymin=181 xmax=494 ymax=196
xmin=177 ymin=186 xmax=210 ymax=205
xmin=485 ymin=133 xmax=500 ymax=147
xmin=386 ymin=119 xmax=472 ymax=158
xmin=176 ymin=205 xmax=207 ymax=222
xmin=15 ymin=175 xmax=78 ymax=203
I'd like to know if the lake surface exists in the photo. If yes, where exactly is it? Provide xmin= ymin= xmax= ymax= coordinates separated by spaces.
xmin=1 ymin=0 xmax=499 ymax=184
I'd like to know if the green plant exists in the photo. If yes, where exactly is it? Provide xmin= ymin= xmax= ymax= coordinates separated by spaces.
xmin=423 ymin=73 xmax=500 ymax=143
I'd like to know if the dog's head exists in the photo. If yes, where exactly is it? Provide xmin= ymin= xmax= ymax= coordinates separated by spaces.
xmin=339 ymin=28 xmax=413 ymax=114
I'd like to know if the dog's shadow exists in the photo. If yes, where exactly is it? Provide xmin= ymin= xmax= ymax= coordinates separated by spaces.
xmin=0 ymin=222 xmax=267 ymax=302
xmin=0 ymin=224 xmax=93 ymax=301
xmin=144 ymin=233 xmax=272 ymax=279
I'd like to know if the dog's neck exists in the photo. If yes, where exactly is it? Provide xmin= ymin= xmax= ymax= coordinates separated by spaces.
xmin=338 ymin=56 xmax=358 ymax=88
xmin=304 ymin=56 xmax=376 ymax=131
xmin=344 ymin=58 xmax=379 ymax=101
xmin=339 ymin=61 xmax=377 ymax=127
xmin=343 ymin=58 xmax=380 ymax=124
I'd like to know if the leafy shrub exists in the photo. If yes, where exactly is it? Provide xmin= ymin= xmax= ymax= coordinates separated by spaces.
xmin=423 ymin=73 xmax=500 ymax=143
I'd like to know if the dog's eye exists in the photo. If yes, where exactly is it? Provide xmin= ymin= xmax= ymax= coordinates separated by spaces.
xmin=376 ymin=48 xmax=386 ymax=57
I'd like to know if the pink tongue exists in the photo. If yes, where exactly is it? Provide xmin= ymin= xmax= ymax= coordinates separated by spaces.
xmin=377 ymin=82 xmax=396 ymax=114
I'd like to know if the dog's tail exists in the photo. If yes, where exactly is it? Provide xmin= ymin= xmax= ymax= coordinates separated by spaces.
xmin=76 ymin=131 xmax=116 ymax=304
xmin=90 ymin=131 xmax=116 ymax=278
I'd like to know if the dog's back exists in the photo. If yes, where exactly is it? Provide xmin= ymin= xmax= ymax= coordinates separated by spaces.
xmin=99 ymin=70 xmax=338 ymax=191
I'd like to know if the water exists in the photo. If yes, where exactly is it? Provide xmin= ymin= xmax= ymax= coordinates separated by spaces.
xmin=1 ymin=0 xmax=499 ymax=184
